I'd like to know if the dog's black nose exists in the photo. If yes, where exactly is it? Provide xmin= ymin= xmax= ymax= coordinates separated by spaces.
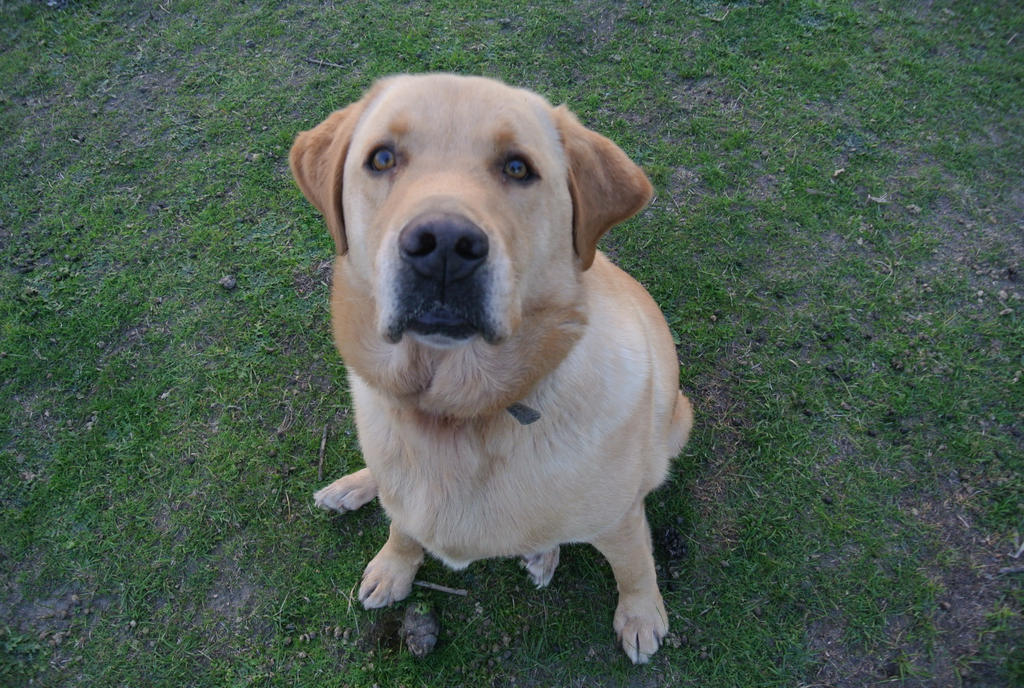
xmin=399 ymin=214 xmax=489 ymax=284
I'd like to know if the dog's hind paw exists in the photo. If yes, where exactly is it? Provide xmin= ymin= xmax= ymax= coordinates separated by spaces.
xmin=313 ymin=467 xmax=377 ymax=513
xmin=522 ymin=546 xmax=559 ymax=588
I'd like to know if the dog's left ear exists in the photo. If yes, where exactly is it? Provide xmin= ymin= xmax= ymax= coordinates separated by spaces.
xmin=554 ymin=106 xmax=653 ymax=270
xmin=290 ymin=93 xmax=375 ymax=255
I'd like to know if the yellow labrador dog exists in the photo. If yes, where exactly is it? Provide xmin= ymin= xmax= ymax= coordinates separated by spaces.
xmin=291 ymin=73 xmax=693 ymax=663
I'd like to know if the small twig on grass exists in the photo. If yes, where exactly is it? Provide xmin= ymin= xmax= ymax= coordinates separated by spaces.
xmin=305 ymin=57 xmax=347 ymax=69
xmin=345 ymin=581 xmax=360 ymax=629
xmin=276 ymin=403 xmax=295 ymax=437
xmin=667 ymin=192 xmax=683 ymax=214
xmin=998 ymin=566 xmax=1024 ymax=576
xmin=706 ymin=8 xmax=731 ymax=22
xmin=317 ymin=423 xmax=329 ymax=482
xmin=654 ymin=190 xmax=683 ymax=215
xmin=414 ymin=580 xmax=468 ymax=596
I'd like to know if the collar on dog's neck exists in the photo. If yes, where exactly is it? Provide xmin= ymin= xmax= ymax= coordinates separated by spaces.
xmin=506 ymin=402 xmax=541 ymax=425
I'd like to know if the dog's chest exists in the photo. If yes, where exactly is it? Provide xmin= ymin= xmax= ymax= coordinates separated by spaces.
xmin=371 ymin=419 xmax=572 ymax=566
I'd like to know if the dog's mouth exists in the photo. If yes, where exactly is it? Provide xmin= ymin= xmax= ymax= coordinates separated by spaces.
xmin=406 ymin=305 xmax=478 ymax=340
xmin=386 ymin=302 xmax=498 ymax=345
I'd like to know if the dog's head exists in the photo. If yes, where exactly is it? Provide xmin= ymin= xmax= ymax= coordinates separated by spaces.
xmin=290 ymin=74 xmax=652 ymax=352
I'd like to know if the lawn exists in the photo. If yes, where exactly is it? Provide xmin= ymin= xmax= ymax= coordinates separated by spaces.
xmin=1 ymin=1 xmax=1021 ymax=686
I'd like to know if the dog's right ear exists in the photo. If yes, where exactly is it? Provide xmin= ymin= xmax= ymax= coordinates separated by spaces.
xmin=289 ymin=99 xmax=371 ymax=255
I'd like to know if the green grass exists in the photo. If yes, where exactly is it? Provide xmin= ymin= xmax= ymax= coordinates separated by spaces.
xmin=2 ymin=0 xmax=1022 ymax=685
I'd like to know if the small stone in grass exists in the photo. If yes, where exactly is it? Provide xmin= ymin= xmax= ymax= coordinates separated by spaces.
xmin=219 ymin=275 xmax=237 ymax=290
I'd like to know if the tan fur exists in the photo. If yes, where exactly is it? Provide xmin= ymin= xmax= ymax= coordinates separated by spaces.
xmin=291 ymin=74 xmax=693 ymax=664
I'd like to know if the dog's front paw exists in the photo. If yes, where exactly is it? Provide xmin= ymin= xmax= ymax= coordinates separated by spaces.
xmin=613 ymin=592 xmax=668 ymax=664
xmin=313 ymin=467 xmax=377 ymax=513
xmin=359 ymin=551 xmax=419 ymax=609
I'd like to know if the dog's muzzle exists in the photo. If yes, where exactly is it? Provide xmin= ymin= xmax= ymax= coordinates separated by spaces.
xmin=386 ymin=212 xmax=496 ymax=343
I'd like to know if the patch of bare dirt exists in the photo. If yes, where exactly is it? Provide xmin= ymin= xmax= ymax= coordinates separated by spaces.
xmin=749 ymin=172 xmax=780 ymax=201
xmin=903 ymin=485 xmax=1022 ymax=682
xmin=681 ymin=365 xmax=753 ymax=567
xmin=96 ymin=320 xmax=171 ymax=362
xmin=0 ymin=556 xmax=116 ymax=673
xmin=803 ymin=469 xmax=1022 ymax=688
xmin=875 ymin=136 xmax=1023 ymax=294
xmin=572 ymin=0 xmax=628 ymax=49
xmin=195 ymin=537 xmax=272 ymax=648
xmin=292 ymin=258 xmax=332 ymax=298
xmin=668 ymin=165 xmax=709 ymax=209
xmin=805 ymin=616 xmax=879 ymax=687
xmin=673 ymin=77 xmax=740 ymax=115
xmin=2 ymin=390 xmax=69 ymax=508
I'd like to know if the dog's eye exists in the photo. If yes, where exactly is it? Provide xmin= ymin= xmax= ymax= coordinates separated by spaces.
xmin=368 ymin=146 xmax=396 ymax=172
xmin=503 ymin=156 xmax=532 ymax=181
